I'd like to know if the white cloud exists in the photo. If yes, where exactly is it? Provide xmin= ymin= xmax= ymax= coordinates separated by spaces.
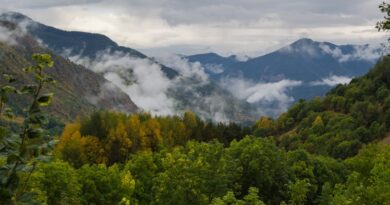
xmin=233 ymin=54 xmax=250 ymax=62
xmin=279 ymin=42 xmax=319 ymax=57
xmin=0 ymin=11 xmax=47 ymax=47
xmin=320 ymin=43 xmax=381 ymax=62
xmin=66 ymin=50 xmax=248 ymax=122
xmin=311 ymin=75 xmax=352 ymax=86
xmin=68 ymin=50 xmax=176 ymax=115
xmin=204 ymin=64 xmax=224 ymax=74
xmin=156 ymin=54 xmax=209 ymax=82
xmin=0 ymin=26 xmax=20 ymax=45
xmin=220 ymin=78 xmax=302 ymax=116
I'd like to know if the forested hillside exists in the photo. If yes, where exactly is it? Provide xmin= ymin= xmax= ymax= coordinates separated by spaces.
xmin=2 ymin=55 xmax=389 ymax=204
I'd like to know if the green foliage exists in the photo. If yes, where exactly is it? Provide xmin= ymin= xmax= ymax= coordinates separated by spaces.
xmin=226 ymin=136 xmax=290 ymax=204
xmin=124 ymin=152 xmax=158 ymax=205
xmin=27 ymin=160 xmax=81 ymax=204
xmin=211 ymin=187 xmax=265 ymax=205
xmin=377 ymin=2 xmax=390 ymax=33
xmin=153 ymin=141 xmax=239 ymax=205
xmin=328 ymin=145 xmax=390 ymax=205
xmin=275 ymin=58 xmax=390 ymax=158
xmin=0 ymin=54 xmax=57 ymax=204
xmin=77 ymin=164 xmax=135 ymax=205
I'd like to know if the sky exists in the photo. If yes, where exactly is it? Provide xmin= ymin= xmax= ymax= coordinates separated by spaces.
xmin=0 ymin=0 xmax=387 ymax=57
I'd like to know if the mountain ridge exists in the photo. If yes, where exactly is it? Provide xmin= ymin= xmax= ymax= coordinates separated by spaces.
xmin=0 ymin=20 xmax=138 ymax=121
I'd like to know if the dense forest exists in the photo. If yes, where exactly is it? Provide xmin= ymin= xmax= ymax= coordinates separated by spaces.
xmin=1 ymin=2 xmax=390 ymax=205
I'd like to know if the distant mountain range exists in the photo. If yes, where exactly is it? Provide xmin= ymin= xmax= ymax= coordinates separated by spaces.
xmin=0 ymin=11 xmax=257 ymax=123
xmin=185 ymin=38 xmax=381 ymax=100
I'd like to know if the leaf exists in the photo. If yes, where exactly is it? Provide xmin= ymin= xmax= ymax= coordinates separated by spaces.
xmin=43 ymin=76 xmax=56 ymax=84
xmin=27 ymin=128 xmax=43 ymax=139
xmin=17 ymin=191 xmax=39 ymax=204
xmin=1 ymin=85 xmax=17 ymax=93
xmin=2 ymin=74 xmax=15 ymax=83
xmin=28 ymin=113 xmax=47 ymax=125
xmin=4 ymin=108 xmax=14 ymax=119
xmin=32 ymin=54 xmax=54 ymax=68
xmin=6 ymin=153 xmax=23 ymax=164
xmin=36 ymin=155 xmax=51 ymax=163
xmin=37 ymin=93 xmax=53 ymax=106
xmin=20 ymin=85 xmax=37 ymax=94
xmin=23 ymin=66 xmax=35 ymax=73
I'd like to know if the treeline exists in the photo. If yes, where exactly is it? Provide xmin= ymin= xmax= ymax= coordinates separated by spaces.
xmin=55 ymin=111 xmax=251 ymax=166
xmin=14 ymin=136 xmax=390 ymax=204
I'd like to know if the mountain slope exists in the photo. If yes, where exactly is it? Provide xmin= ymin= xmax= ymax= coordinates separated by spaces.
xmin=187 ymin=38 xmax=378 ymax=82
xmin=185 ymin=53 xmax=239 ymax=78
xmin=230 ymin=38 xmax=376 ymax=82
xmin=0 ymin=11 xmax=257 ymax=123
xmin=0 ymin=11 xmax=179 ymax=79
xmin=185 ymin=39 xmax=380 ymax=114
xmin=254 ymin=56 xmax=390 ymax=158
xmin=0 ymin=21 xmax=138 ymax=121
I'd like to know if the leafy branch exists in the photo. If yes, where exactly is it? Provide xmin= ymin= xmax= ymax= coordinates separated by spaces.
xmin=0 ymin=54 xmax=57 ymax=204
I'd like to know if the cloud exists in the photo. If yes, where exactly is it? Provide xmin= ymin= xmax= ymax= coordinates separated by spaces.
xmin=320 ymin=43 xmax=381 ymax=62
xmin=68 ymin=50 xmax=177 ymax=115
xmin=2 ymin=0 xmax=385 ymax=56
xmin=0 ymin=11 xmax=47 ymax=47
xmin=156 ymin=54 xmax=209 ymax=82
xmin=220 ymin=78 xmax=302 ymax=116
xmin=311 ymin=75 xmax=352 ymax=86
xmin=66 ymin=49 xmax=248 ymax=122
xmin=0 ymin=14 xmax=30 ymax=45
xmin=0 ymin=25 xmax=20 ymax=45
xmin=204 ymin=64 xmax=224 ymax=74
xmin=279 ymin=43 xmax=319 ymax=57
xmin=232 ymin=54 xmax=250 ymax=62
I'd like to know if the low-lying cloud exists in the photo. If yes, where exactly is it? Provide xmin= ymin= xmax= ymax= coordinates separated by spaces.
xmin=0 ymin=11 xmax=46 ymax=47
xmin=220 ymin=78 xmax=302 ymax=116
xmin=320 ymin=43 xmax=381 ymax=62
xmin=311 ymin=75 xmax=352 ymax=86
xmin=69 ymin=50 xmax=177 ymax=115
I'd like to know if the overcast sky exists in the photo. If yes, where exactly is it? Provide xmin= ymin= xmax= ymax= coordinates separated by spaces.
xmin=1 ymin=0 xmax=387 ymax=56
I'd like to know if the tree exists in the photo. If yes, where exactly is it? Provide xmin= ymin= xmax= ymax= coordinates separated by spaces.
xmin=226 ymin=136 xmax=290 ymax=204
xmin=78 ymin=164 xmax=135 ymax=205
xmin=27 ymin=160 xmax=81 ymax=205
xmin=0 ymin=54 xmax=57 ymax=204
xmin=211 ymin=187 xmax=265 ymax=205
xmin=106 ymin=121 xmax=132 ymax=164
xmin=153 ymin=141 xmax=238 ymax=205
xmin=377 ymin=2 xmax=390 ymax=32
xmin=124 ymin=152 xmax=158 ymax=205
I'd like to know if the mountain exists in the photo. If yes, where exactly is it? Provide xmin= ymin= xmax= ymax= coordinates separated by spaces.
xmin=267 ymin=56 xmax=390 ymax=158
xmin=185 ymin=53 xmax=239 ymax=78
xmin=0 ymin=11 xmax=258 ymax=123
xmin=185 ymin=38 xmax=380 ymax=103
xmin=187 ymin=38 xmax=377 ymax=82
xmin=0 ymin=20 xmax=138 ymax=122
xmin=0 ymin=11 xmax=179 ymax=79
xmin=230 ymin=38 xmax=377 ymax=82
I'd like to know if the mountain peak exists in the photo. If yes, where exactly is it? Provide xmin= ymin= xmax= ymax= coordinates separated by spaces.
xmin=192 ymin=52 xmax=223 ymax=58
xmin=0 ymin=11 xmax=32 ymax=23
xmin=291 ymin=38 xmax=316 ymax=47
